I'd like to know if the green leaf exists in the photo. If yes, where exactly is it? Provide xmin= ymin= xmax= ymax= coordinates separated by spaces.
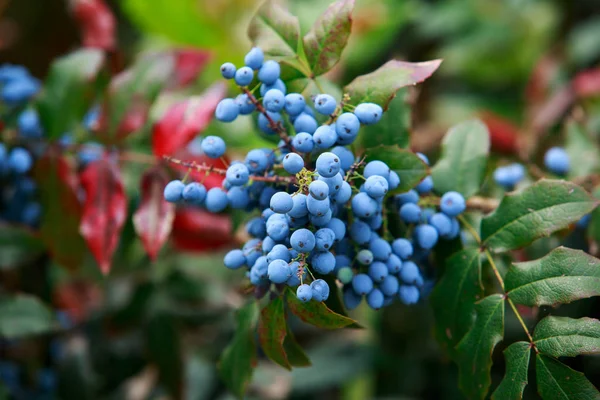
xmin=534 ymin=316 xmax=600 ymax=357
xmin=321 ymin=274 xmax=364 ymax=329
xmin=430 ymin=248 xmax=483 ymax=354
xmin=218 ymin=301 xmax=259 ymax=399
xmin=146 ymin=313 xmax=183 ymax=399
xmin=0 ymin=295 xmax=54 ymax=338
xmin=37 ymin=49 xmax=104 ymax=139
xmin=360 ymin=91 xmax=411 ymax=149
xmin=343 ymin=59 xmax=441 ymax=109
xmin=492 ymin=341 xmax=531 ymax=400
xmin=0 ymin=225 xmax=45 ymax=269
xmin=565 ymin=120 xmax=600 ymax=179
xmin=364 ymin=145 xmax=429 ymax=192
xmin=456 ymin=294 xmax=505 ymax=400
xmin=536 ymin=354 xmax=600 ymax=399
xmin=286 ymin=288 xmax=358 ymax=329
xmin=283 ymin=324 xmax=311 ymax=367
xmin=505 ymin=247 xmax=600 ymax=307
xmin=431 ymin=120 xmax=490 ymax=198
xmin=258 ymin=296 xmax=291 ymax=370
xmin=481 ymin=180 xmax=598 ymax=253
xmin=248 ymin=0 xmax=301 ymax=60
xmin=303 ymin=0 xmax=354 ymax=76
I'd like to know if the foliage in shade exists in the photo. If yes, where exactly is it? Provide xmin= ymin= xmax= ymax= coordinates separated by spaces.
xmin=536 ymin=354 xmax=600 ymax=399
xmin=283 ymin=324 xmax=311 ymax=367
xmin=286 ymin=288 xmax=358 ymax=329
xmin=492 ymin=341 xmax=531 ymax=400
xmin=360 ymin=92 xmax=411 ymax=149
xmin=248 ymin=0 xmax=301 ymax=60
xmin=364 ymin=145 xmax=429 ymax=193
xmin=145 ymin=313 xmax=183 ymax=399
xmin=0 ymin=226 xmax=45 ymax=269
xmin=258 ymin=296 xmax=291 ymax=370
xmin=0 ymin=295 xmax=54 ymax=339
xmin=534 ymin=316 xmax=600 ymax=357
xmin=565 ymin=120 xmax=600 ymax=178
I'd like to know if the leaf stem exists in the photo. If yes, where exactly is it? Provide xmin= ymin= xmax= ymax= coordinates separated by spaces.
xmin=484 ymin=249 xmax=504 ymax=290
xmin=507 ymin=297 xmax=535 ymax=343
xmin=457 ymin=214 xmax=481 ymax=244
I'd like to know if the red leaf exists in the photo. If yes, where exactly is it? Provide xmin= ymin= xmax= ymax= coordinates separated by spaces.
xmin=35 ymin=148 xmax=87 ymax=271
xmin=72 ymin=0 xmax=116 ymax=51
xmin=573 ymin=68 xmax=600 ymax=98
xmin=173 ymin=49 xmax=211 ymax=87
xmin=133 ymin=166 xmax=175 ymax=261
xmin=171 ymin=208 xmax=232 ymax=252
xmin=481 ymin=112 xmax=520 ymax=155
xmin=79 ymin=159 xmax=127 ymax=274
xmin=152 ymin=82 xmax=226 ymax=157
xmin=525 ymin=53 xmax=561 ymax=109
xmin=53 ymin=280 xmax=102 ymax=323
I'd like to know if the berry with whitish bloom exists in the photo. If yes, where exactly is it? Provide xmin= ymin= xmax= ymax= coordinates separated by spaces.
xmin=313 ymin=125 xmax=338 ymax=149
xmin=315 ymin=228 xmax=335 ymax=251
xmin=205 ymin=188 xmax=229 ymax=213
xmin=244 ymin=47 xmax=264 ymax=70
xmin=325 ymin=218 xmax=346 ymax=241
xmin=331 ymin=146 xmax=355 ymax=171
xmin=350 ymin=220 xmax=372 ymax=245
xmin=386 ymin=254 xmax=402 ymax=273
xmin=18 ymin=109 xmax=42 ymax=138
xmin=235 ymin=94 xmax=255 ymax=115
xmin=344 ymin=287 xmax=363 ymax=309
xmin=334 ymin=181 xmax=352 ymax=204
xmin=364 ymin=175 xmax=388 ymax=198
xmin=369 ymin=238 xmax=392 ymax=260
xmin=396 ymin=190 xmax=419 ymax=206
xmin=440 ymin=191 xmax=466 ymax=217
xmin=367 ymin=288 xmax=385 ymax=309
xmin=245 ymin=149 xmax=269 ymax=173
xmin=337 ymin=267 xmax=354 ymax=284
xmin=288 ymin=193 xmax=308 ymax=218
xmin=290 ymin=228 xmax=315 ymax=253
xmin=296 ymin=284 xmax=312 ymax=302
xmin=260 ymin=78 xmax=286 ymax=96
xmin=352 ymin=273 xmax=374 ymax=295
xmin=314 ymin=94 xmax=337 ymax=115
xmin=312 ymin=251 xmax=335 ymax=274
xmin=234 ymin=66 xmax=254 ymax=86
xmin=282 ymin=152 xmax=304 ymax=174
xmin=354 ymin=102 xmax=383 ymax=125
xmin=268 ymin=259 xmax=292 ymax=283
xmin=309 ymin=208 xmax=333 ymax=226
xmin=201 ymin=136 xmax=226 ymax=158
xmin=388 ymin=171 xmax=400 ymax=190
xmin=318 ymin=172 xmax=344 ymax=195
xmin=399 ymin=285 xmax=420 ymax=305
xmin=227 ymin=187 xmax=250 ymax=209
xmin=415 ymin=224 xmax=439 ymax=249
xmin=399 ymin=261 xmax=420 ymax=284
xmin=292 ymin=132 xmax=314 ymax=153
xmin=263 ymin=89 xmax=285 ymax=112
xmin=270 ymin=192 xmax=293 ymax=213
xmin=1 ymin=77 xmax=40 ymax=105
xmin=577 ymin=214 xmax=592 ymax=229
xmin=494 ymin=163 xmax=525 ymax=189
xmin=220 ymin=62 xmax=236 ymax=79
xmin=544 ymin=147 xmax=570 ymax=175
xmin=8 ymin=148 xmax=33 ymax=174
xmin=246 ymin=217 xmax=266 ymax=238
xmin=415 ymin=176 xmax=433 ymax=194
xmin=429 ymin=212 xmax=452 ymax=237
xmin=284 ymin=93 xmax=305 ymax=116
xmin=267 ymin=244 xmax=291 ymax=263
xmin=380 ymin=275 xmax=399 ymax=296
xmin=226 ymin=164 xmax=249 ymax=186
xmin=307 ymin=195 xmax=330 ymax=216
xmin=357 ymin=249 xmax=374 ymax=265
xmin=224 ymin=249 xmax=246 ymax=269
xmin=163 ymin=180 xmax=185 ymax=203
xmin=182 ymin=182 xmax=207 ymax=204
xmin=364 ymin=160 xmax=390 ymax=181
xmin=310 ymin=279 xmax=330 ymax=301
xmin=257 ymin=111 xmax=281 ymax=135
xmin=368 ymin=261 xmax=388 ymax=282
xmin=335 ymin=112 xmax=360 ymax=140
xmin=399 ymin=203 xmax=421 ymax=223
xmin=266 ymin=216 xmax=289 ymax=241
xmin=258 ymin=60 xmax=280 ymax=84
xmin=215 ymin=98 xmax=239 ymax=122
xmin=293 ymin=113 xmax=318 ymax=134
xmin=309 ymin=180 xmax=329 ymax=200
xmin=351 ymin=192 xmax=378 ymax=218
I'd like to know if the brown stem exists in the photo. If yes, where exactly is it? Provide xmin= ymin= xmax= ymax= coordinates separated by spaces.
xmin=421 ymin=195 xmax=500 ymax=213
xmin=242 ymin=87 xmax=292 ymax=145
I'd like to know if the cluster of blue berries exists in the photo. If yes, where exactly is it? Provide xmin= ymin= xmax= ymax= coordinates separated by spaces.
xmin=0 ymin=64 xmax=40 ymax=106
xmin=163 ymin=47 xmax=466 ymax=310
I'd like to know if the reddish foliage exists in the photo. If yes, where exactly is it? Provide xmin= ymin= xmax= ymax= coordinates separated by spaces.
xmin=572 ymin=68 xmax=600 ymax=98
xmin=173 ymin=49 xmax=211 ymax=87
xmin=79 ymin=159 xmax=127 ymax=275
xmin=171 ymin=208 xmax=233 ymax=252
xmin=481 ymin=112 xmax=519 ymax=155
xmin=53 ymin=280 xmax=102 ymax=323
xmin=170 ymin=149 xmax=228 ymax=189
xmin=133 ymin=167 xmax=176 ymax=261
xmin=116 ymin=97 xmax=150 ymax=138
xmin=72 ymin=0 xmax=116 ymax=51
xmin=525 ymin=54 xmax=560 ymax=108
xmin=152 ymin=82 xmax=226 ymax=157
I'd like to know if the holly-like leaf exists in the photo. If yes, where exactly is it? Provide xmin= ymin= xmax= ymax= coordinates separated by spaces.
xmin=286 ymin=288 xmax=358 ymax=329
xmin=360 ymin=91 xmax=411 ymax=149
xmin=133 ymin=166 xmax=175 ymax=261
xmin=431 ymin=120 xmax=490 ymax=198
xmin=534 ymin=316 xmax=600 ymax=358
xmin=80 ymin=159 xmax=127 ymax=275
xmin=456 ymin=294 xmax=505 ymax=400
xmin=536 ymin=354 xmax=600 ymax=399
xmin=343 ymin=59 xmax=441 ymax=109
xmin=35 ymin=150 xmax=86 ymax=271
xmin=365 ymin=145 xmax=429 ymax=192
xmin=0 ymin=225 xmax=45 ymax=269
xmin=37 ymin=49 xmax=105 ymax=139
xmin=303 ymin=0 xmax=354 ymax=76
xmin=430 ymin=248 xmax=483 ymax=354
xmin=258 ymin=296 xmax=291 ymax=370
xmin=283 ymin=324 xmax=311 ymax=367
xmin=152 ymin=83 xmax=226 ymax=157
xmin=0 ymin=295 xmax=54 ymax=339
xmin=248 ymin=0 xmax=301 ymax=60
xmin=492 ymin=341 xmax=531 ymax=400
xmin=219 ymin=301 xmax=259 ymax=399
xmin=565 ymin=120 xmax=600 ymax=179
xmin=481 ymin=180 xmax=597 ymax=253
xmin=505 ymin=247 xmax=600 ymax=307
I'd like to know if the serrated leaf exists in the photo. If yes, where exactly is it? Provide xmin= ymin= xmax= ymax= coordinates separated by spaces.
xmin=492 ymin=341 xmax=531 ymax=400
xmin=321 ymin=274 xmax=364 ymax=329
xmin=361 ymin=91 xmax=411 ymax=149
xmin=0 ymin=295 xmax=54 ymax=339
xmin=505 ymin=247 xmax=600 ymax=307
xmin=37 ymin=49 xmax=105 ymax=139
xmin=534 ymin=316 xmax=600 ymax=357
xmin=456 ymin=294 xmax=505 ymax=400
xmin=430 ymin=248 xmax=483 ymax=354
xmin=536 ymin=354 xmax=600 ymax=400
xmin=343 ymin=59 xmax=441 ymax=109
xmin=565 ymin=120 xmax=600 ymax=178
xmin=248 ymin=0 xmax=301 ymax=60
xmin=283 ymin=323 xmax=311 ymax=367
xmin=431 ymin=120 xmax=490 ymax=198
xmin=218 ymin=301 xmax=259 ymax=399
xmin=481 ymin=180 xmax=597 ymax=253
xmin=286 ymin=288 xmax=357 ymax=329
xmin=258 ymin=296 xmax=290 ymax=370
xmin=303 ymin=0 xmax=354 ymax=76
xmin=364 ymin=145 xmax=429 ymax=192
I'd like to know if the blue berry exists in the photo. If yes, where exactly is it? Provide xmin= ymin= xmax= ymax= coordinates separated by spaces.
xmin=399 ymin=203 xmax=421 ymax=223
xmin=310 ymin=279 xmax=330 ymax=301
xmin=270 ymin=192 xmax=293 ymax=213
xmin=337 ymin=267 xmax=354 ymax=284
xmin=395 ymin=190 xmax=419 ymax=206
xmin=316 ymin=152 xmax=341 ymax=178
xmin=399 ymin=261 xmax=420 ymax=284
xmin=325 ymin=218 xmax=346 ymax=241
xmin=350 ymin=220 xmax=372 ymax=245
xmin=416 ymin=153 xmax=429 ymax=165
xmin=380 ymin=275 xmax=399 ymax=296
xmin=335 ymin=113 xmax=360 ymax=141
xmin=227 ymin=186 xmax=250 ymax=209
xmin=312 ymin=251 xmax=335 ymax=274
xmin=351 ymin=192 xmax=378 ymax=218
xmin=260 ymin=78 xmax=286 ymax=96
xmin=244 ymin=47 xmax=264 ymax=70
xmin=494 ymin=163 xmax=525 ymax=189
xmin=21 ymin=202 xmax=41 ymax=226
xmin=290 ymin=228 xmax=316 ymax=253
xmin=224 ymin=249 xmax=246 ymax=269
xmin=352 ymin=273 xmax=374 ymax=295
xmin=220 ymin=62 xmax=236 ymax=79
xmin=215 ymin=98 xmax=239 ymax=122
xmin=367 ymin=288 xmax=385 ymax=309
xmin=245 ymin=149 xmax=269 ymax=173
xmin=344 ymin=287 xmax=363 ymax=309
xmin=544 ymin=147 xmax=570 ymax=175
xmin=309 ymin=180 xmax=330 ymax=200
xmin=78 ymin=143 xmax=103 ymax=165
xmin=263 ymin=89 xmax=285 ymax=112
xmin=398 ymin=285 xmax=420 ymax=305
xmin=429 ymin=212 xmax=452 ymax=237
xmin=0 ymin=64 xmax=29 ymax=83
xmin=364 ymin=175 xmax=388 ymax=198
xmin=318 ymin=173 xmax=344 ymax=195
xmin=258 ymin=60 xmax=281 ymax=84
xmin=357 ymin=249 xmax=374 ymax=265
xmin=388 ymin=171 xmax=400 ymax=190
xmin=205 ymin=188 xmax=229 ymax=212
xmin=309 ymin=208 xmax=333 ymax=226
xmin=294 ymin=113 xmax=318 ymax=134
xmin=164 ymin=180 xmax=185 ymax=203
xmin=266 ymin=215 xmax=289 ymax=241
xmin=201 ymin=136 xmax=226 ymax=158
xmin=284 ymin=93 xmax=305 ymax=116
xmin=247 ymin=217 xmax=267 ymax=238
xmin=17 ymin=109 xmax=42 ymax=138
xmin=315 ymin=228 xmax=335 ymax=251
xmin=1 ymin=78 xmax=39 ymax=104
xmin=182 ymin=182 xmax=207 ymax=204
xmin=8 ymin=148 xmax=32 ymax=174
xmin=297 ymin=284 xmax=313 ymax=302
xmin=368 ymin=261 xmax=388 ymax=282
xmin=257 ymin=111 xmax=281 ymax=135
xmin=386 ymin=254 xmax=403 ymax=274
xmin=235 ymin=94 xmax=256 ymax=115
xmin=415 ymin=224 xmax=439 ymax=249
xmin=282 ymin=152 xmax=304 ymax=174
xmin=369 ymin=238 xmax=392 ymax=260
xmin=331 ymin=146 xmax=355 ymax=171
xmin=288 ymin=193 xmax=308 ymax=218
xmin=440 ymin=191 xmax=466 ymax=217
xmin=577 ymin=214 xmax=592 ymax=229
xmin=314 ymin=94 xmax=337 ymax=115
xmin=306 ymin=195 xmax=330 ymax=216
xmin=268 ymin=259 xmax=292 ymax=283
xmin=415 ymin=176 xmax=433 ymax=194
xmin=267 ymin=244 xmax=291 ymax=263
xmin=226 ymin=164 xmax=249 ymax=186
xmin=363 ymin=160 xmax=390 ymax=181
xmin=354 ymin=102 xmax=383 ymax=125
xmin=313 ymin=125 xmax=338 ymax=149
xmin=334 ymin=181 xmax=352 ymax=203
xmin=291 ymin=132 xmax=314 ymax=153
xmin=392 ymin=238 xmax=413 ymax=259
xmin=234 ymin=66 xmax=254 ymax=86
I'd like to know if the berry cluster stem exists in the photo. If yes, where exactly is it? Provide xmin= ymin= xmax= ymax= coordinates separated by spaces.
xmin=242 ymin=87 xmax=292 ymax=146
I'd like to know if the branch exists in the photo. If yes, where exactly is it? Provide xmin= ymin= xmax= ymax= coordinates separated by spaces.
xmin=242 ymin=87 xmax=292 ymax=146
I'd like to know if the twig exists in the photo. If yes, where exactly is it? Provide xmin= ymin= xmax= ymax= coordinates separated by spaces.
xmin=242 ymin=87 xmax=292 ymax=145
